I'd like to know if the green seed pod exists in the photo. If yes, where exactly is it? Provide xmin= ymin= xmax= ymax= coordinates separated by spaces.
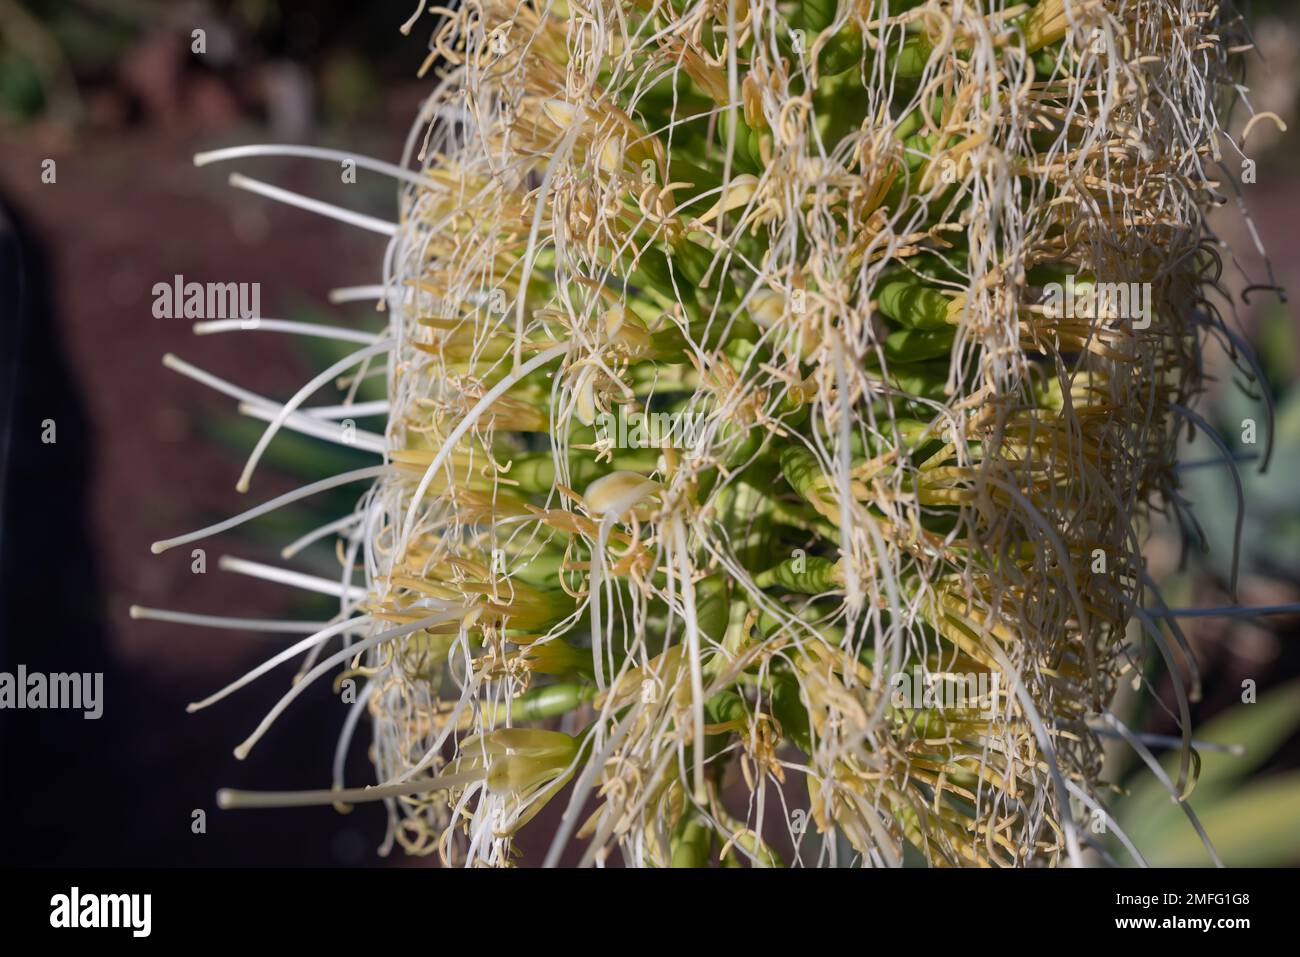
xmin=705 ymin=689 xmax=747 ymax=725
xmin=490 ymin=682 xmax=593 ymax=724
xmin=755 ymin=555 xmax=841 ymax=594
xmin=779 ymin=445 xmax=822 ymax=504
xmin=877 ymin=278 xmax=953 ymax=330
xmin=670 ymin=816 xmax=712 ymax=868
xmin=693 ymin=576 xmax=731 ymax=644
xmin=884 ymin=325 xmax=957 ymax=363
xmin=771 ymin=672 xmax=812 ymax=755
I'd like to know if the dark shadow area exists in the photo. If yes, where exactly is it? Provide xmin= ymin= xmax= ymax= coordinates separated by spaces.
xmin=0 ymin=195 xmax=384 ymax=865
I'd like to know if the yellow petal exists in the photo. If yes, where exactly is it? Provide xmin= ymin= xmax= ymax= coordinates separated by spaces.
xmin=692 ymin=174 xmax=759 ymax=226
xmin=583 ymin=471 xmax=660 ymax=519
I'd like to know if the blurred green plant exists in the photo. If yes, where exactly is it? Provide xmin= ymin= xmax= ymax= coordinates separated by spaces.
xmin=2 ymin=1 xmax=413 ymax=129
xmin=1108 ymin=681 xmax=1300 ymax=866
xmin=1109 ymin=304 xmax=1300 ymax=866
xmin=1178 ymin=305 xmax=1300 ymax=586
xmin=0 ymin=0 xmax=99 ymax=125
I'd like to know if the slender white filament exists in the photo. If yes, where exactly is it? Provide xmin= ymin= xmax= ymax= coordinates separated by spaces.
xmin=228 ymin=172 xmax=399 ymax=236
xmin=217 ymin=555 xmax=368 ymax=601
xmin=150 ymin=465 xmax=389 ymax=554
xmin=235 ymin=339 xmax=395 ymax=493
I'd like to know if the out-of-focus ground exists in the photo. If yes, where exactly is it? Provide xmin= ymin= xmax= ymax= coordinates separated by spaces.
xmin=1 ymin=1 xmax=1299 ymax=866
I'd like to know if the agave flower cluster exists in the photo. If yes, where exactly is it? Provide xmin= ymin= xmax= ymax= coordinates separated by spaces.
xmin=147 ymin=0 xmax=1262 ymax=866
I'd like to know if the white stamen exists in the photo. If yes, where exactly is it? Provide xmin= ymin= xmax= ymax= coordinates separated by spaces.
xmin=217 ymin=555 xmax=368 ymax=600
xmin=163 ymin=351 xmax=385 ymax=458
xmin=194 ymin=144 xmax=443 ymax=190
xmin=398 ymin=0 xmax=429 ymax=36
xmin=227 ymin=172 xmax=399 ymax=236
xmin=150 ymin=465 xmax=389 ymax=554
xmin=333 ymin=679 xmax=375 ymax=791
xmin=673 ymin=516 xmax=707 ymax=803
xmin=235 ymin=339 xmax=394 ymax=493
xmin=217 ymin=770 xmax=483 ymax=810
xmin=187 ymin=616 xmax=369 ymax=713
xmin=129 ymin=606 xmax=332 ymax=634
xmin=194 ymin=318 xmax=382 ymax=344
xmin=328 ymin=285 xmax=392 ymax=304
xmin=281 ymin=512 xmax=366 ymax=560
xmin=163 ymin=353 xmax=278 ymax=411
xmin=237 ymin=401 xmax=386 ymax=454
xmin=301 ymin=400 xmax=389 ymax=419
xmin=233 ymin=609 xmax=461 ymax=760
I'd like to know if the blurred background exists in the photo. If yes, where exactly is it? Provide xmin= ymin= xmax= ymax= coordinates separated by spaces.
xmin=0 ymin=0 xmax=1297 ymax=867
